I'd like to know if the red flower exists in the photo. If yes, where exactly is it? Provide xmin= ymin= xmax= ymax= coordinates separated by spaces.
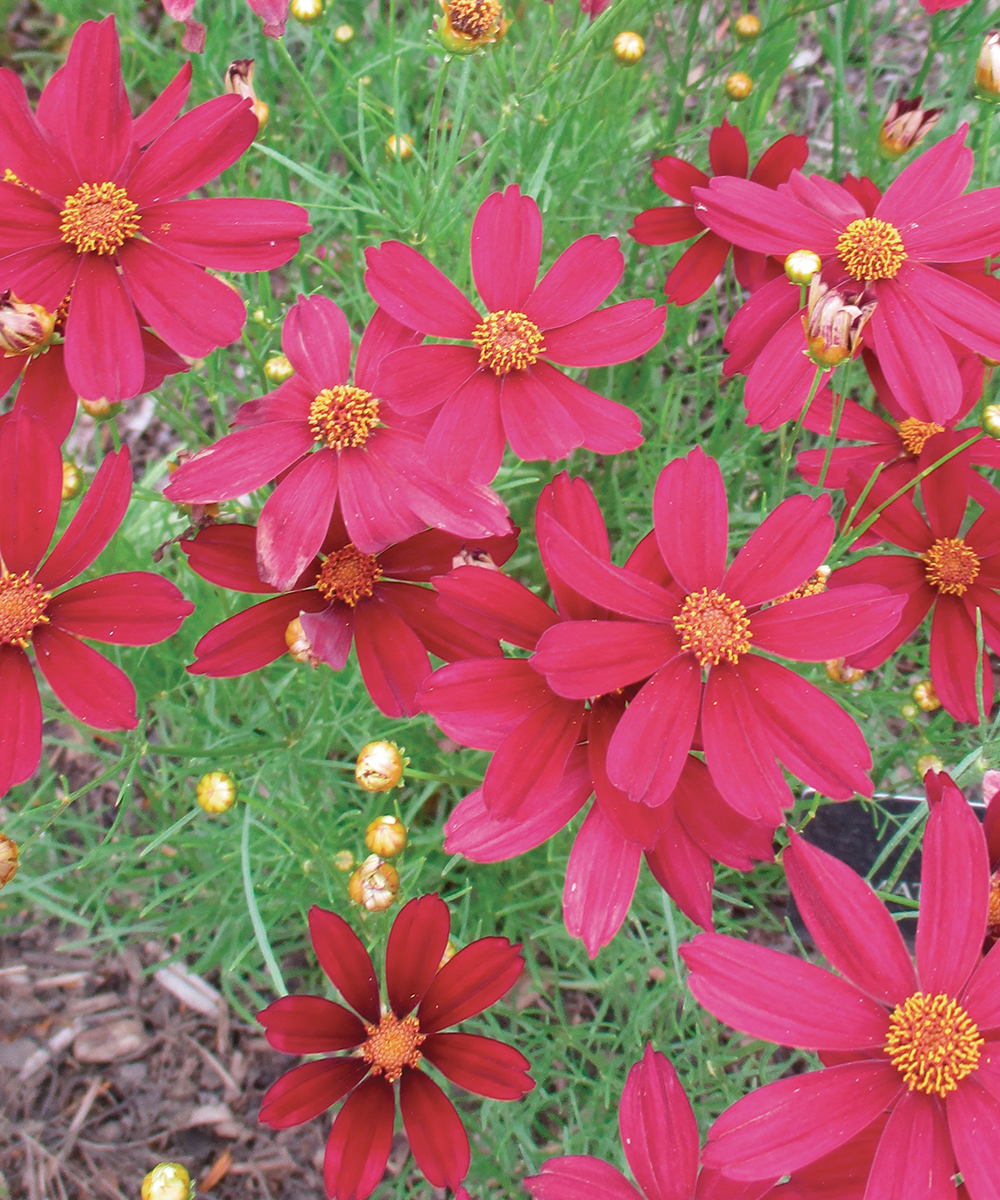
xmin=364 ymin=185 xmax=666 ymax=484
xmin=164 ymin=296 xmax=512 ymax=591
xmin=693 ymin=127 xmax=1000 ymax=423
xmin=831 ymin=435 xmax=1000 ymax=723
xmin=0 ymin=412 xmax=193 ymax=795
xmin=182 ymin=510 xmax=515 ymax=718
xmin=682 ymin=774 xmax=1000 ymax=1198
xmin=532 ymin=447 xmax=905 ymax=823
xmin=0 ymin=17 xmax=310 ymax=403
xmin=421 ymin=473 xmax=773 ymax=956
xmin=257 ymin=895 xmax=532 ymax=1200
xmin=630 ymin=119 xmax=808 ymax=305
xmin=162 ymin=0 xmax=289 ymax=51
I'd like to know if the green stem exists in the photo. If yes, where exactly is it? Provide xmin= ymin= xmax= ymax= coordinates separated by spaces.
xmin=980 ymin=102 xmax=994 ymax=189
xmin=241 ymin=805 xmax=288 ymax=997
xmin=818 ymin=358 xmax=853 ymax=489
xmin=775 ymin=366 xmax=825 ymax=505
xmin=912 ymin=14 xmax=940 ymax=95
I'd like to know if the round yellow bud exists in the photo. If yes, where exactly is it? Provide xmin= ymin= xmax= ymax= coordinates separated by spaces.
xmin=824 ymin=658 xmax=865 ymax=684
xmin=386 ymin=133 xmax=415 ymax=162
xmin=334 ymin=850 xmax=355 ymax=872
xmin=196 ymin=771 xmax=237 ymax=815
xmin=725 ymin=72 xmax=753 ymax=100
xmin=264 ymin=354 xmax=294 ymax=383
xmin=912 ymin=679 xmax=941 ymax=712
xmin=917 ymin=753 xmax=944 ymax=778
xmin=284 ymin=617 xmax=318 ymax=666
xmin=612 ymin=31 xmax=645 ymax=65
xmin=141 ymin=1163 xmax=191 ymax=1200
xmin=356 ymin=741 xmax=405 ymax=792
xmin=61 ymin=461 xmax=83 ymax=500
xmin=733 ymin=12 xmax=761 ymax=41
xmin=784 ymin=249 xmax=823 ymax=286
xmin=983 ymin=404 xmax=1000 ymax=438
xmin=290 ymin=0 xmax=323 ymax=21
xmin=439 ymin=939 xmax=457 ymax=969
xmin=365 ymin=815 xmax=408 ymax=858
xmin=334 ymin=22 xmax=354 ymax=41
xmin=0 ymin=833 xmax=18 ymax=890
xmin=348 ymin=854 xmax=399 ymax=912
xmin=901 ymin=702 xmax=919 ymax=720
xmin=79 ymin=396 xmax=121 ymax=421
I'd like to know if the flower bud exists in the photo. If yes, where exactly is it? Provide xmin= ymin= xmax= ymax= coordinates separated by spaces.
xmin=825 ymin=658 xmax=865 ymax=684
xmin=912 ymin=679 xmax=941 ymax=712
xmin=335 ymin=22 xmax=354 ymax=41
xmin=733 ymin=12 xmax=761 ymax=41
xmin=901 ymin=702 xmax=918 ymax=720
xmin=223 ymin=60 xmax=269 ymax=131
xmin=141 ymin=1163 xmax=192 ymax=1200
xmin=348 ymin=854 xmax=399 ymax=912
xmin=290 ymin=0 xmax=323 ymax=21
xmin=79 ymin=396 xmax=122 ymax=421
xmin=62 ymin=461 xmax=83 ymax=500
xmin=0 ymin=291 xmax=56 ymax=356
xmin=356 ymin=741 xmax=405 ymax=792
xmin=612 ymin=32 xmax=645 ymax=65
xmin=724 ymin=72 xmax=753 ymax=101
xmin=435 ymin=0 xmax=509 ymax=54
xmin=439 ymin=939 xmax=457 ymax=969
xmin=284 ymin=617 xmax=319 ymax=666
xmin=802 ymin=276 xmax=876 ymax=368
xmin=983 ymin=404 xmax=1000 ymax=438
xmin=365 ymin=815 xmax=408 ymax=858
xmin=334 ymin=850 xmax=354 ymax=871
xmin=264 ymin=353 xmax=294 ymax=383
xmin=987 ymin=869 xmax=1000 ymax=941
xmin=386 ymin=133 xmax=415 ymax=162
xmin=196 ymin=771 xmax=237 ymax=814
xmin=877 ymin=98 xmax=941 ymax=162
xmin=977 ymin=32 xmax=1000 ymax=99
xmin=0 ymin=833 xmax=18 ymax=889
xmin=784 ymin=249 xmax=822 ymax=286
xmin=917 ymin=753 xmax=944 ymax=778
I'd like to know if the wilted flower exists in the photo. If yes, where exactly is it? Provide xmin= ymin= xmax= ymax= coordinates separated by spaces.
xmin=802 ymin=276 xmax=876 ymax=368
xmin=348 ymin=854 xmax=399 ymax=912
xmin=196 ymin=771 xmax=237 ymax=814
xmin=612 ymin=32 xmax=645 ymax=64
xmin=223 ymin=60 xmax=269 ymax=130
xmin=435 ymin=0 xmax=509 ymax=53
xmin=0 ymin=834 xmax=18 ymax=889
xmin=365 ymin=815 xmax=408 ymax=858
xmin=0 ymin=292 xmax=56 ymax=357
xmin=877 ymin=97 xmax=942 ymax=161
xmin=977 ymin=31 xmax=1000 ymax=99
xmin=141 ymin=1163 xmax=192 ymax=1200
xmin=725 ymin=72 xmax=753 ymax=100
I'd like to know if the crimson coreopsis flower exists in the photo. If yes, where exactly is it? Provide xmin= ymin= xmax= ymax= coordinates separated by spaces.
xmin=364 ymin=185 xmax=666 ymax=484
xmin=683 ymin=774 xmax=1000 ymax=1198
xmin=257 ymin=896 xmax=532 ymax=1200
xmin=0 ymin=413 xmax=193 ymax=795
xmin=693 ymin=127 xmax=1000 ymax=424
xmin=162 ymin=0 xmax=289 ymax=52
xmin=0 ymin=16 xmax=310 ymax=403
xmin=629 ymin=120 xmax=808 ymax=305
xmin=182 ymin=510 xmax=514 ymax=718
xmin=420 ymin=475 xmax=773 ymax=956
xmin=164 ymin=296 xmax=512 ymax=592
xmin=831 ymin=435 xmax=1000 ymax=723
xmin=532 ymin=447 xmax=905 ymax=823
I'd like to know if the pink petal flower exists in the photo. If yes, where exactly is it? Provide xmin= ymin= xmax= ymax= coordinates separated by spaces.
xmin=563 ymin=803 xmax=643 ymax=956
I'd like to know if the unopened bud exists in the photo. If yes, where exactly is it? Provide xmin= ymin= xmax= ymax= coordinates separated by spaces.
xmin=284 ymin=617 xmax=319 ymax=666
xmin=196 ymin=771 xmax=237 ymax=814
xmin=223 ymin=60 xmax=269 ymax=130
xmin=264 ymin=353 xmax=294 ymax=383
xmin=439 ymin=939 xmax=457 ymax=969
xmin=365 ymin=815 xmax=408 ymax=858
xmin=784 ymin=249 xmax=822 ymax=286
xmin=348 ymin=854 xmax=399 ymax=912
xmin=733 ymin=12 xmax=761 ymax=41
xmin=802 ymin=276 xmax=876 ymax=368
xmin=612 ymin=31 xmax=645 ymax=65
xmin=977 ymin=32 xmax=1000 ymax=99
xmin=386 ymin=133 xmax=415 ymax=162
xmin=0 ymin=291 xmax=56 ymax=356
xmin=917 ymin=753 xmax=944 ymax=778
xmin=79 ymin=396 xmax=121 ymax=421
xmin=290 ymin=0 xmax=323 ymax=21
xmin=912 ymin=679 xmax=941 ymax=712
xmin=356 ymin=741 xmax=405 ymax=792
xmin=334 ymin=850 xmax=354 ymax=871
xmin=877 ymin=97 xmax=941 ymax=162
xmin=983 ymin=404 xmax=1000 ymax=438
xmin=62 ymin=461 xmax=83 ymax=500
xmin=825 ymin=658 xmax=865 ymax=684
xmin=334 ymin=22 xmax=354 ymax=40
xmin=901 ymin=702 xmax=919 ymax=720
xmin=724 ymin=72 xmax=753 ymax=101
xmin=141 ymin=1162 xmax=192 ymax=1200
xmin=0 ymin=833 xmax=18 ymax=889
xmin=435 ymin=0 xmax=509 ymax=54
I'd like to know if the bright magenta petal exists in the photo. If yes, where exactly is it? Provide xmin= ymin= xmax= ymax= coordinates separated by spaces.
xmin=646 ymin=817 xmax=715 ymax=930
xmin=307 ymin=906 xmax=381 ymax=1024
xmin=337 ymin=447 xmax=427 ymax=554
xmin=471 ymin=185 xmax=541 ymax=312
xmin=664 ymin=231 xmax=731 ymax=306
xmin=257 ymin=451 xmax=340 ymax=592
xmin=876 ymin=126 xmax=972 ymax=228
xmin=524 ymin=234 xmax=624 ymax=330
xmin=132 ymin=60 xmax=193 ymax=146
xmin=499 ymin=369 xmax=585 ymax=462
xmin=693 ymin=176 xmax=840 ymax=256
xmin=364 ymin=241 xmax=481 ymax=338
xmin=864 ymin=1090 xmax=956 ymax=1200
xmin=419 ymin=657 xmax=551 ymax=750
xmin=385 ymin=894 xmax=451 ymax=1019
xmin=399 ymin=1069 xmax=470 ymax=1192
xmin=63 ymin=255 xmax=145 ymax=403
xmin=424 ymin=372 xmax=507 ymax=485
xmin=0 ymin=645 xmax=42 ymax=794
xmin=563 ymin=803 xmax=642 ymax=957
xmin=620 ymin=1044 xmax=699 ymax=1200
xmin=164 ymin=423 xmax=315 ymax=505
xmin=298 ymin=606 xmax=355 ymax=671
xmin=532 ymin=360 xmax=643 ymax=456
xmin=929 ymin=595 xmax=988 ymax=724
xmin=259 ymin=1058 xmax=368 ymax=1129
xmin=180 ymin=525 xmax=277 ymax=595
xmin=281 ymin=293 xmax=352 ymax=390
xmin=258 ymin=994 xmax=367 ymax=1054
xmin=323 ymin=1075 xmax=395 ymax=1200
xmin=32 ymin=625 xmax=137 ymax=729
xmin=141 ymin=196 xmax=308 ymax=271
xmin=743 ymin=314 xmax=831 ymax=431
xmin=946 ymin=1078 xmax=1000 ymax=1200
xmin=62 ymin=16 xmax=132 ymax=182
xmin=961 ymin=944 xmax=1000 ymax=1034
xmin=434 ymin=566 xmax=557 ymax=651
xmin=909 ymin=261 xmax=1000 ymax=364
xmin=189 ymin=592 xmax=325 ymax=676
xmin=375 ymin=344 xmax=481 ymax=415
xmin=543 ymin=300 xmax=666 ymax=367
xmin=418 ymin=937 xmax=523 ymax=1033
xmin=525 ymin=1158 xmax=643 ymax=1200
xmin=354 ymin=595 xmax=431 ymax=717
xmin=0 ymin=70 xmax=77 ymax=198
xmin=483 ymin=696 xmax=584 ymax=819
xmin=47 ymin=573 xmax=192 ymax=644
xmin=421 ymin=1031 xmax=533 ymax=1100
xmin=653 ymin=446 xmax=728 ymax=593
xmin=722 ymin=493 xmax=832 ymax=607
xmin=0 ymin=408 xmax=62 ymax=575
xmin=749 ymin=586 xmax=906 ymax=662
xmin=534 ymin=620 xmax=679 ymax=699
xmin=629 ymin=204 xmax=705 ymax=245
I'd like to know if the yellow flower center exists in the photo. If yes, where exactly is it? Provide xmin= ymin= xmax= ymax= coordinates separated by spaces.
xmin=898 ymin=418 xmax=945 ymax=457
xmin=308 ymin=386 xmax=380 ymax=451
xmin=884 ymin=992 xmax=983 ymax=1097
xmin=316 ymin=545 xmax=383 ymax=606
xmin=59 ymin=182 xmax=141 ymax=256
xmin=447 ymin=0 xmax=502 ymax=36
xmin=673 ymin=587 xmax=753 ymax=668
xmin=923 ymin=537 xmax=980 ymax=596
xmin=473 ymin=310 xmax=545 ymax=375
xmin=836 ymin=217 xmax=907 ymax=282
xmin=0 ymin=571 xmax=51 ymax=647
xmin=361 ymin=1012 xmax=425 ymax=1083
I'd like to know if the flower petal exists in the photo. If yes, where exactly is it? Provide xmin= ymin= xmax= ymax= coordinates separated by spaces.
xmin=0 ymin=241 xmax=80 ymax=314
xmin=0 ymin=408 xmax=62 ymax=576
xmin=47 ymin=573 xmax=192 ymax=644
xmin=189 ymin=592 xmax=326 ymax=676
xmin=664 ymin=231 xmax=732 ymax=306
xmin=323 ymin=1075 xmax=395 ymax=1200
xmin=743 ymin=314 xmax=831 ymax=432
xmin=375 ymin=344 xmax=481 ymax=415
xmin=354 ymin=594 xmax=431 ymax=717
xmin=928 ymin=595 xmax=988 ymax=724
xmin=671 ymin=756 xmax=776 ymax=872
xmin=378 ymin=580 xmax=501 ymax=663
xmin=259 ymin=1058 xmax=369 ymax=1130
xmin=750 ymin=134 xmax=810 ymax=188
xmin=483 ymin=696 xmax=585 ymax=819
xmin=750 ymin=585 xmax=906 ymax=662
xmin=723 ymin=274 xmax=800 ymax=378
xmin=876 ymin=126 xmax=973 ymax=228
xmin=531 ymin=360 xmax=643 ymax=456
xmin=180 ymin=524 xmax=277 ymax=595
xmin=534 ymin=619 xmax=678 ymax=699
xmin=542 ymin=300 xmax=666 ymax=367
xmin=11 ymin=344 xmax=78 ymax=446
xmin=471 ymin=185 xmax=542 ymax=311
xmin=646 ymin=818 xmax=715 ymax=932
xmin=337 ymin=447 xmax=427 ymax=555
xmin=281 ymin=293 xmax=352 ymax=390
xmin=0 ymin=69 xmax=77 ymax=199
xmin=653 ymin=446 xmax=728 ymax=593
xmin=258 ymin=995 xmax=367 ymax=1054
xmin=399 ymin=1068 xmax=470 ymax=1191
xmin=364 ymin=242 xmax=481 ymax=338
xmin=864 ymin=1090 xmax=956 ymax=1200
xmin=163 ymin=423 xmax=316 ymax=505
xmin=629 ymin=205 xmax=706 ymax=246
xmin=905 ymin=189 xmax=1000 ymax=263
xmin=298 ymin=605 xmax=355 ymax=671
xmin=132 ymin=61 xmax=193 ymax=147
xmin=906 ymin=261 xmax=1000 ymax=364
xmin=433 ymin=567 xmax=557 ymax=651
xmin=32 ymin=625 xmax=137 ymax=729
xmin=960 ymin=943 xmax=1000 ymax=1034
xmin=141 ymin=196 xmax=308 ymax=271
xmin=256 ymin=451 xmax=340 ymax=593
xmin=525 ymin=1159 xmax=643 ymax=1200
xmin=563 ymin=803 xmax=642 ymax=956
xmin=354 ymin=307 xmax=424 ymax=393
xmin=422 ymin=1031 xmax=533 ymax=1100
xmin=417 ymin=937 xmax=523 ymax=1033
xmin=652 ymin=156 xmax=709 ymax=203
xmin=385 ymin=894 xmax=451 ymax=1018
xmin=307 ymin=906 xmax=381 ymax=1024
xmin=418 ymin=657 xmax=552 ymax=750
xmin=524 ymin=234 xmax=624 ymax=329
xmin=723 ymin=493 xmax=833 ymax=607
xmin=424 ymin=372 xmax=507 ymax=485
xmin=946 ymin=1078 xmax=1000 ymax=1200
xmin=499 ymin=369 xmax=585 ymax=462
xmin=620 ymin=1044 xmax=699 ymax=1200
xmin=0 ymin=645 xmax=42 ymax=794
xmin=693 ymin=176 xmax=841 ymax=256
xmin=61 ymin=16 xmax=131 ymax=182
xmin=63 ymin=255 xmax=145 ymax=403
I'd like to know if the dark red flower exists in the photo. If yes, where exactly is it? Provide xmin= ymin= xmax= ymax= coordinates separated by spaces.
xmin=364 ymin=185 xmax=665 ymax=484
xmin=532 ymin=447 xmax=905 ymax=823
xmin=165 ymin=296 xmax=512 ymax=591
xmin=630 ymin=119 xmax=808 ymax=305
xmin=0 ymin=17 xmax=310 ymax=403
xmin=182 ymin=510 xmax=515 ymax=718
xmin=257 ymin=895 xmax=532 ymax=1200
xmin=683 ymin=775 xmax=1000 ymax=1198
xmin=0 ymin=412 xmax=193 ymax=795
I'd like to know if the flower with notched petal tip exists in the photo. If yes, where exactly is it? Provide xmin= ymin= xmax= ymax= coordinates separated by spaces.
xmin=257 ymin=895 xmax=532 ymax=1200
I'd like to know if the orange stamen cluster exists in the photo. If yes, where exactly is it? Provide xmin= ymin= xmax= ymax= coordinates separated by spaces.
xmin=316 ymin=545 xmax=383 ymax=607
xmin=923 ymin=537 xmax=980 ymax=596
xmin=59 ymin=182 xmax=140 ymax=256
xmin=988 ymin=869 xmax=1000 ymax=934
xmin=361 ymin=1012 xmax=425 ymax=1082
xmin=308 ymin=386 xmax=380 ymax=451
xmin=447 ymin=0 xmax=502 ymax=36
xmin=473 ymin=310 xmax=545 ymax=375
xmin=673 ymin=588 xmax=752 ymax=668
xmin=836 ymin=217 xmax=907 ymax=282
xmin=897 ymin=418 xmax=945 ymax=457
xmin=885 ymin=991 xmax=983 ymax=1097
xmin=774 ymin=567 xmax=830 ymax=605
xmin=0 ymin=572 xmax=51 ymax=647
